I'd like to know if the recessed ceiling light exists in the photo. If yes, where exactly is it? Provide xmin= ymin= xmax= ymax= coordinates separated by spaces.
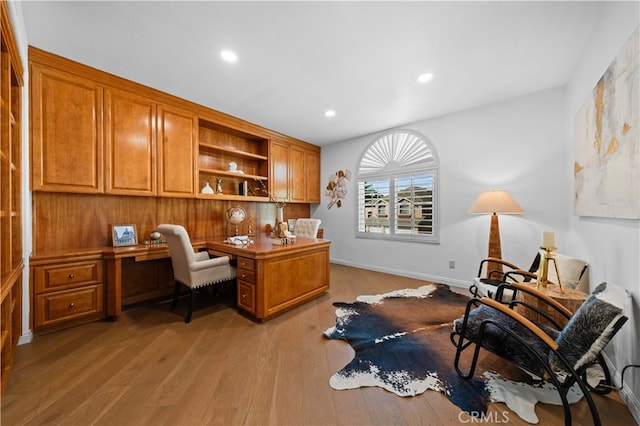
xmin=325 ymin=110 xmax=336 ymax=118
xmin=417 ymin=72 xmax=433 ymax=83
xmin=220 ymin=50 xmax=238 ymax=63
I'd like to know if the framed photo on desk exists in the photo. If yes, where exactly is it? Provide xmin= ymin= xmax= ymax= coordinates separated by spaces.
xmin=112 ymin=224 xmax=138 ymax=247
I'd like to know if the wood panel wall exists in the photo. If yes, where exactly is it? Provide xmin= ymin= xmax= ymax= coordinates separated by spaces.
xmin=32 ymin=193 xmax=310 ymax=253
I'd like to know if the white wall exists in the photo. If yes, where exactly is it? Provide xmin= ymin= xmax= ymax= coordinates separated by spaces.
xmin=315 ymin=86 xmax=568 ymax=289
xmin=564 ymin=1 xmax=639 ymax=420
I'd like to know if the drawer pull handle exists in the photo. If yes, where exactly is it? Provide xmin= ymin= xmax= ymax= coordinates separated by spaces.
xmin=68 ymin=274 xmax=75 ymax=279
xmin=69 ymin=302 xmax=75 ymax=308
xmin=241 ymin=273 xmax=246 ymax=278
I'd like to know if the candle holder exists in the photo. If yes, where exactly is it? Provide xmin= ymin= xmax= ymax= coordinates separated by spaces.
xmin=536 ymin=246 xmax=563 ymax=293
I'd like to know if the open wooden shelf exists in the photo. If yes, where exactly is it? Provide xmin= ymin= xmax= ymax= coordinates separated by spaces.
xmin=198 ymin=167 xmax=268 ymax=181
xmin=198 ymin=143 xmax=268 ymax=161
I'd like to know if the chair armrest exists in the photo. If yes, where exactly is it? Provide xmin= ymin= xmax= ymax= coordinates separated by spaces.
xmin=190 ymin=256 xmax=230 ymax=272
xmin=194 ymin=251 xmax=210 ymax=262
xmin=477 ymin=257 xmax=521 ymax=277
xmin=503 ymin=269 xmax=537 ymax=283
xmin=480 ymin=297 xmax=559 ymax=351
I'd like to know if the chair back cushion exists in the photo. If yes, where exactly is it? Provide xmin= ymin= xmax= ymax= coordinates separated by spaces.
xmin=294 ymin=218 xmax=321 ymax=238
xmin=551 ymin=282 xmax=628 ymax=372
xmin=157 ymin=224 xmax=195 ymax=285
xmin=540 ymin=251 xmax=589 ymax=291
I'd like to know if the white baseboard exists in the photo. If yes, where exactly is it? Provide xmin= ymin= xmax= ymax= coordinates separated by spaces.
xmin=603 ymin=353 xmax=640 ymax=424
xmin=329 ymin=257 xmax=471 ymax=295
xmin=18 ymin=330 xmax=33 ymax=345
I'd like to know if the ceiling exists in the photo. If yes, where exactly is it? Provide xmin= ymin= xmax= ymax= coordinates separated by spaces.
xmin=20 ymin=1 xmax=602 ymax=146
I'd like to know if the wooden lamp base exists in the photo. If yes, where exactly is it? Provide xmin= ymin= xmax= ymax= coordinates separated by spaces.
xmin=486 ymin=213 xmax=503 ymax=275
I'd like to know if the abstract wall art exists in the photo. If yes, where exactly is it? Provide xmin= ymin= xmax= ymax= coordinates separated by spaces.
xmin=574 ymin=27 xmax=639 ymax=219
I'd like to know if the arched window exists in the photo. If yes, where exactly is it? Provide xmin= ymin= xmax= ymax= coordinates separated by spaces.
xmin=356 ymin=129 xmax=439 ymax=243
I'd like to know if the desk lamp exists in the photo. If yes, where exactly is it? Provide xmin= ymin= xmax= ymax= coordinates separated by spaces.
xmin=468 ymin=190 xmax=525 ymax=273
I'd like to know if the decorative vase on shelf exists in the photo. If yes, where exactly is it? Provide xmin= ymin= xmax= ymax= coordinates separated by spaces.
xmin=276 ymin=206 xmax=284 ymax=225
xmin=201 ymin=182 xmax=214 ymax=194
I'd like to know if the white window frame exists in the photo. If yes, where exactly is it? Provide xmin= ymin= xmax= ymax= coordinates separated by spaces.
xmin=356 ymin=129 xmax=440 ymax=244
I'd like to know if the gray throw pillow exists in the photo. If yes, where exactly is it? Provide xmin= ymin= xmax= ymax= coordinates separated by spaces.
xmin=551 ymin=282 xmax=628 ymax=372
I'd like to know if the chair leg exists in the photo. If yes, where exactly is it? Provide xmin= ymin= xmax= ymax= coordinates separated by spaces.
xmin=185 ymin=288 xmax=197 ymax=323
xmin=171 ymin=281 xmax=181 ymax=311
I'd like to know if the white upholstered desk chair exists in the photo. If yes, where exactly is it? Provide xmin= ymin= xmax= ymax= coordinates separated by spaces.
xmin=157 ymin=224 xmax=237 ymax=323
xmin=294 ymin=218 xmax=321 ymax=238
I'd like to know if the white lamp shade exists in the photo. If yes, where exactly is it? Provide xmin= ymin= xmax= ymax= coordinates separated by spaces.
xmin=468 ymin=190 xmax=525 ymax=215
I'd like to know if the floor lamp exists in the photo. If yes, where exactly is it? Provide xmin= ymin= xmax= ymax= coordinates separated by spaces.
xmin=468 ymin=190 xmax=525 ymax=275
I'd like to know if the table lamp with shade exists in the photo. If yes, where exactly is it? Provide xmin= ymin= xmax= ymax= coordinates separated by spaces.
xmin=468 ymin=190 xmax=525 ymax=273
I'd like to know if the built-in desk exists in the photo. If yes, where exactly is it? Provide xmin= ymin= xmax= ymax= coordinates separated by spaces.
xmin=31 ymin=237 xmax=329 ymax=330
xmin=103 ymin=241 xmax=206 ymax=317
xmin=207 ymin=236 xmax=331 ymax=320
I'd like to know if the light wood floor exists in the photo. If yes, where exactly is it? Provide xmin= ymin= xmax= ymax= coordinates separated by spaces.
xmin=1 ymin=264 xmax=634 ymax=425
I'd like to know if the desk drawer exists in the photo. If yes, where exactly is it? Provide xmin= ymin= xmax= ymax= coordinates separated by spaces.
xmin=237 ymin=281 xmax=255 ymax=314
xmin=34 ymin=260 xmax=103 ymax=292
xmin=237 ymin=269 xmax=255 ymax=284
xmin=35 ymin=284 xmax=104 ymax=327
xmin=237 ymin=257 xmax=255 ymax=271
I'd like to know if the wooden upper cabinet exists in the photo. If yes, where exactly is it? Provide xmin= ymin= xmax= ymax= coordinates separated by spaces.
xmin=157 ymin=104 xmax=197 ymax=197
xmin=31 ymin=65 xmax=104 ymax=193
xmin=289 ymin=145 xmax=306 ymax=203
xmin=270 ymin=140 xmax=289 ymax=200
xmin=305 ymin=149 xmax=321 ymax=203
xmin=271 ymin=140 xmax=321 ymax=204
xmin=104 ymin=88 xmax=156 ymax=196
xmin=29 ymin=48 xmax=321 ymax=203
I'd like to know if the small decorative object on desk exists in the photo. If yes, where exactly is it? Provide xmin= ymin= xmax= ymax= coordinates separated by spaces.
xmin=226 ymin=206 xmax=247 ymax=236
xmin=112 ymin=224 xmax=138 ymax=247
xmin=274 ymin=221 xmax=288 ymax=238
xmin=201 ymin=181 xmax=214 ymax=194
xmin=226 ymin=235 xmax=254 ymax=247
xmin=272 ymin=237 xmax=293 ymax=245
xmin=150 ymin=231 xmax=162 ymax=240
xmin=142 ymin=239 xmax=167 ymax=245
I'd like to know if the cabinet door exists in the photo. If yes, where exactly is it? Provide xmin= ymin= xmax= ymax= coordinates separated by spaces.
xmin=289 ymin=145 xmax=306 ymax=202
xmin=305 ymin=149 xmax=321 ymax=203
xmin=31 ymin=65 xmax=103 ymax=193
xmin=270 ymin=140 xmax=289 ymax=200
xmin=104 ymin=88 xmax=156 ymax=196
xmin=157 ymin=104 xmax=197 ymax=197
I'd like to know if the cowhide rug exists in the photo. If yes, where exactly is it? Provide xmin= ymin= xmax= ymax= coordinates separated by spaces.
xmin=323 ymin=283 xmax=583 ymax=424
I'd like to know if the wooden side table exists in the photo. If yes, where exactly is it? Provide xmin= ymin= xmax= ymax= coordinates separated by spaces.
xmin=516 ymin=283 xmax=587 ymax=327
